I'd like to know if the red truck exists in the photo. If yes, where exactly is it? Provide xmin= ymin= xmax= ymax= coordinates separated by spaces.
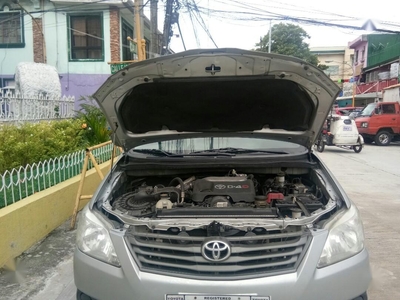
xmin=355 ymin=84 xmax=400 ymax=146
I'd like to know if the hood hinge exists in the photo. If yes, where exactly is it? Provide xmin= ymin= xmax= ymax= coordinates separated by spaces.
xmin=308 ymin=148 xmax=314 ymax=162
xmin=108 ymin=123 xmax=119 ymax=182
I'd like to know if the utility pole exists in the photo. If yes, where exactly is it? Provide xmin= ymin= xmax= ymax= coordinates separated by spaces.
xmin=268 ymin=20 xmax=272 ymax=53
xmin=134 ymin=0 xmax=145 ymax=61
xmin=162 ymin=0 xmax=174 ymax=55
xmin=150 ymin=0 xmax=158 ymax=58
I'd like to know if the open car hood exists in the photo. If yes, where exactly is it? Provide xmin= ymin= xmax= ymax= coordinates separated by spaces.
xmin=94 ymin=48 xmax=340 ymax=150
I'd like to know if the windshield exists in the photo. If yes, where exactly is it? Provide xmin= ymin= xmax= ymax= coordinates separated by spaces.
xmin=360 ymin=103 xmax=376 ymax=116
xmin=132 ymin=137 xmax=306 ymax=155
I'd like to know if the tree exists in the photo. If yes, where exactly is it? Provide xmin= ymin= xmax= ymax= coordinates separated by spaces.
xmin=255 ymin=23 xmax=328 ymax=70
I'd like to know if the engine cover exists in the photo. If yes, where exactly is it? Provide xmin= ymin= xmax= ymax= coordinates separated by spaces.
xmin=192 ymin=176 xmax=256 ymax=202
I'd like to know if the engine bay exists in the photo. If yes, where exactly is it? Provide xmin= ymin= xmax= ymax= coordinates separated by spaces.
xmin=107 ymin=168 xmax=330 ymax=222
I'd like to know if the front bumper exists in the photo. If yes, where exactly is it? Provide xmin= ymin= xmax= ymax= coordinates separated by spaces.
xmin=357 ymin=127 xmax=371 ymax=135
xmin=74 ymin=229 xmax=371 ymax=300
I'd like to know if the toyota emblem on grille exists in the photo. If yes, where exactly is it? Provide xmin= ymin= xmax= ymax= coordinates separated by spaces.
xmin=201 ymin=240 xmax=231 ymax=262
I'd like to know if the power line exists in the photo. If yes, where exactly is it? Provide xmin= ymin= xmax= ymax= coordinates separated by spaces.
xmin=184 ymin=1 xmax=200 ymax=47
xmin=188 ymin=0 xmax=217 ymax=47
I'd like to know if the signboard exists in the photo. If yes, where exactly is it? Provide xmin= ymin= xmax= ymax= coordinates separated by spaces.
xmin=110 ymin=63 xmax=131 ymax=75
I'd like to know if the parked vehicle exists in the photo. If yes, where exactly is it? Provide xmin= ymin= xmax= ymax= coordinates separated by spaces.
xmin=74 ymin=49 xmax=371 ymax=300
xmin=315 ymin=114 xmax=364 ymax=153
xmin=349 ymin=109 xmax=363 ymax=119
xmin=335 ymin=106 xmax=363 ymax=116
xmin=355 ymin=84 xmax=400 ymax=146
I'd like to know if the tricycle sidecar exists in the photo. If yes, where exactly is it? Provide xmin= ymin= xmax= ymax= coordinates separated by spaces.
xmin=315 ymin=114 xmax=364 ymax=153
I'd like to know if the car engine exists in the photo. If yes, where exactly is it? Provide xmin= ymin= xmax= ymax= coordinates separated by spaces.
xmin=110 ymin=169 xmax=326 ymax=220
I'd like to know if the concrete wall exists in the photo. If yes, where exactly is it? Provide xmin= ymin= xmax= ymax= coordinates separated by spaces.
xmin=60 ymin=73 xmax=109 ymax=106
xmin=0 ymin=161 xmax=111 ymax=269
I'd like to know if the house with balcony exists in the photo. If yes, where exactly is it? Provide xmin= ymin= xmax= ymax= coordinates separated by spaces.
xmin=0 ymin=0 xmax=161 ymax=106
xmin=310 ymin=46 xmax=354 ymax=83
xmin=310 ymin=46 xmax=354 ymax=104
xmin=348 ymin=33 xmax=400 ymax=106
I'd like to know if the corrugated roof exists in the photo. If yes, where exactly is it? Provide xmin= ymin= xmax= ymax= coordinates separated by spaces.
xmin=310 ymin=46 xmax=347 ymax=52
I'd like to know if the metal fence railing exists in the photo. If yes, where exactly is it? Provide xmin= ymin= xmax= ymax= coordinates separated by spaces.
xmin=0 ymin=142 xmax=120 ymax=208
xmin=0 ymin=92 xmax=75 ymax=122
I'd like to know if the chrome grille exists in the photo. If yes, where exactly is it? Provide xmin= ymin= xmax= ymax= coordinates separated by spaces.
xmin=125 ymin=225 xmax=311 ymax=279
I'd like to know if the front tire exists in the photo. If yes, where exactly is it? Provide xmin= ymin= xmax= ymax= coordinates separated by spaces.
xmin=316 ymin=139 xmax=325 ymax=152
xmin=375 ymin=131 xmax=392 ymax=146
xmin=353 ymin=142 xmax=363 ymax=153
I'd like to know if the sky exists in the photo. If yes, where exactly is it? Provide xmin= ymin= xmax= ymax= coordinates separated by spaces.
xmin=144 ymin=0 xmax=400 ymax=53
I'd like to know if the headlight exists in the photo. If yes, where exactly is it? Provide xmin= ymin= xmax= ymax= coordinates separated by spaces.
xmin=317 ymin=204 xmax=364 ymax=268
xmin=76 ymin=206 xmax=120 ymax=266
xmin=361 ymin=122 xmax=368 ymax=128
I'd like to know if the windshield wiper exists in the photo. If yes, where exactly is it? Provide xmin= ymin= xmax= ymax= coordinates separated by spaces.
xmin=132 ymin=149 xmax=178 ymax=157
xmin=132 ymin=148 xmax=235 ymax=157
xmin=188 ymin=147 xmax=287 ymax=155
xmin=132 ymin=147 xmax=286 ymax=158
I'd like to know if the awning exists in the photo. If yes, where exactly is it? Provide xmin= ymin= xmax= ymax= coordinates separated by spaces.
xmin=336 ymin=92 xmax=382 ymax=101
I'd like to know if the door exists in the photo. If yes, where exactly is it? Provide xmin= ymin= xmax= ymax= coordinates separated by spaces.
xmin=378 ymin=103 xmax=398 ymax=133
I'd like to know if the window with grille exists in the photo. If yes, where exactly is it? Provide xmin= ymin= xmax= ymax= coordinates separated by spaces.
xmin=69 ymin=14 xmax=103 ymax=61
xmin=122 ymin=20 xmax=134 ymax=61
xmin=0 ymin=11 xmax=24 ymax=47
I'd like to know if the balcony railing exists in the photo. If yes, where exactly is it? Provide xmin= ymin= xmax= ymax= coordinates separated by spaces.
xmin=356 ymin=78 xmax=398 ymax=94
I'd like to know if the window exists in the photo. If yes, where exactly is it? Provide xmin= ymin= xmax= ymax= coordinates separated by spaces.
xmin=366 ymin=70 xmax=379 ymax=83
xmin=69 ymin=14 xmax=103 ymax=60
xmin=0 ymin=10 xmax=24 ymax=47
xmin=382 ymin=104 xmax=395 ymax=114
xmin=355 ymin=50 xmax=359 ymax=63
xmin=324 ymin=65 xmax=339 ymax=77
xmin=121 ymin=20 xmax=134 ymax=61
xmin=134 ymin=137 xmax=304 ymax=155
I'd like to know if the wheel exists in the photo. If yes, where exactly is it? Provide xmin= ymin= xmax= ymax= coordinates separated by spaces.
xmin=77 ymin=289 xmax=95 ymax=300
xmin=353 ymin=142 xmax=363 ymax=153
xmin=316 ymin=139 xmax=325 ymax=152
xmin=374 ymin=131 xmax=392 ymax=146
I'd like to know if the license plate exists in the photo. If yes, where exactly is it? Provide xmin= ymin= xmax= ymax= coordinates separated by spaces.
xmin=343 ymin=125 xmax=352 ymax=131
xmin=166 ymin=295 xmax=271 ymax=300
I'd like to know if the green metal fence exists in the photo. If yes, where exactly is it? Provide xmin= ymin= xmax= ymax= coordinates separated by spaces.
xmin=0 ymin=143 xmax=120 ymax=208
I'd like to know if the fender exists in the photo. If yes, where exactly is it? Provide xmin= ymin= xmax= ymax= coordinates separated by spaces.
xmin=358 ymin=134 xmax=364 ymax=145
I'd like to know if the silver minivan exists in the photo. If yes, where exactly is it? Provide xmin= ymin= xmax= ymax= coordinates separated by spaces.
xmin=74 ymin=49 xmax=371 ymax=300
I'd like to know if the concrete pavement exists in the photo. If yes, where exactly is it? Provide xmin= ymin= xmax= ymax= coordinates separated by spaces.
xmin=315 ymin=143 xmax=400 ymax=300
xmin=0 ymin=218 xmax=77 ymax=300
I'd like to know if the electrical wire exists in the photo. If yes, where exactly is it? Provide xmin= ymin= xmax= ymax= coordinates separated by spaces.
xmin=1 ymin=0 xmax=400 ymax=56
xmin=188 ymin=0 xmax=217 ymax=47
xmin=184 ymin=1 xmax=200 ymax=47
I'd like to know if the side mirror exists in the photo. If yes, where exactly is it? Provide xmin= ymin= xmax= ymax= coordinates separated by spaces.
xmin=374 ymin=108 xmax=379 ymax=115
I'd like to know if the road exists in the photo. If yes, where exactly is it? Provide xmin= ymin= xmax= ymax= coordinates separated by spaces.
xmin=1 ymin=143 xmax=399 ymax=300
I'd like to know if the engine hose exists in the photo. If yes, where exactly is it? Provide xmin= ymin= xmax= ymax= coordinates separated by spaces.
xmin=153 ymin=187 xmax=181 ymax=203
xmin=168 ymin=177 xmax=185 ymax=203
xmin=315 ymin=188 xmax=323 ymax=201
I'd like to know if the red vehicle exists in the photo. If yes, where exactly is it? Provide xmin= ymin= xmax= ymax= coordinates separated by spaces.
xmin=355 ymin=84 xmax=400 ymax=146
xmin=335 ymin=106 xmax=363 ymax=116
xmin=355 ymin=101 xmax=400 ymax=146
